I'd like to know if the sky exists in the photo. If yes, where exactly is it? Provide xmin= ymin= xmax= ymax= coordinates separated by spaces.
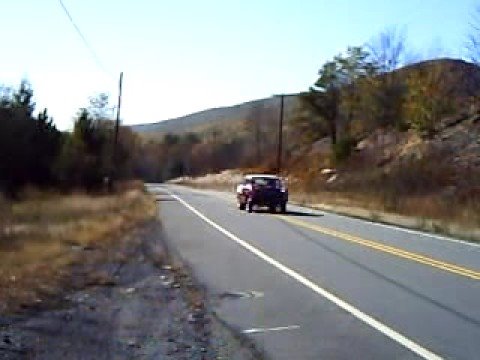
xmin=0 ymin=0 xmax=477 ymax=130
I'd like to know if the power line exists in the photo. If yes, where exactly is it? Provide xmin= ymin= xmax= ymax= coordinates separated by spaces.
xmin=58 ymin=0 xmax=111 ymax=77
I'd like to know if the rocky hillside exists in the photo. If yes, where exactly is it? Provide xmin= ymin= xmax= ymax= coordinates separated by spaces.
xmin=397 ymin=58 xmax=480 ymax=99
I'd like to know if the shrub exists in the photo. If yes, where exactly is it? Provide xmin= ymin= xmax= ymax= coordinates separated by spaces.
xmin=332 ymin=136 xmax=356 ymax=163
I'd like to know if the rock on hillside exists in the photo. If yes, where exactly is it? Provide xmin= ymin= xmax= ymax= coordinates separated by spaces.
xmin=352 ymin=110 xmax=480 ymax=171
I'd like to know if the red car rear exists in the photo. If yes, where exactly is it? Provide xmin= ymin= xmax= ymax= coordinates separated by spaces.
xmin=236 ymin=174 xmax=288 ymax=213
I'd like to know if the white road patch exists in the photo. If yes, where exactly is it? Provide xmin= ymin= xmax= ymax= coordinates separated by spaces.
xmin=220 ymin=291 xmax=264 ymax=299
xmin=165 ymin=188 xmax=443 ymax=360
xmin=242 ymin=325 xmax=301 ymax=335
xmin=249 ymin=290 xmax=264 ymax=298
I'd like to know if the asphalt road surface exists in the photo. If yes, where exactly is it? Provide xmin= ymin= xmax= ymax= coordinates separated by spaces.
xmin=148 ymin=184 xmax=480 ymax=360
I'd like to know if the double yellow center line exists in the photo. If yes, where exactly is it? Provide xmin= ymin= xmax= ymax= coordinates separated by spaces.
xmin=278 ymin=216 xmax=480 ymax=280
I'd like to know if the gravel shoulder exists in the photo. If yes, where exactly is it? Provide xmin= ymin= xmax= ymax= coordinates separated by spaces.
xmin=0 ymin=219 xmax=259 ymax=359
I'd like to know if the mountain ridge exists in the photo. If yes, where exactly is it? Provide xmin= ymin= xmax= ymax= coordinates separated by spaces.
xmin=131 ymin=95 xmax=299 ymax=136
xmin=131 ymin=58 xmax=480 ymax=137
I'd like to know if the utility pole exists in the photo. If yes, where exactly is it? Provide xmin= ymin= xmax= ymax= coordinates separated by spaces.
xmin=110 ymin=72 xmax=123 ymax=191
xmin=276 ymin=94 xmax=284 ymax=174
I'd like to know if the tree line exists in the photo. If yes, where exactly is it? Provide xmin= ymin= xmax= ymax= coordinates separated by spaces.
xmin=139 ymin=109 xmax=280 ymax=182
xmin=0 ymin=81 xmax=139 ymax=197
xmin=0 ymin=80 xmax=279 ymax=195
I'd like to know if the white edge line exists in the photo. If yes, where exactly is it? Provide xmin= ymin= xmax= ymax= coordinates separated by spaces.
xmin=358 ymin=217 xmax=480 ymax=248
xmin=165 ymin=189 xmax=442 ymax=360
xmin=242 ymin=325 xmax=301 ymax=334
xmin=287 ymin=201 xmax=480 ymax=249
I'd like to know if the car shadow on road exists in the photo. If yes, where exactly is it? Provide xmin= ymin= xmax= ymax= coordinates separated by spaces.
xmin=155 ymin=195 xmax=176 ymax=202
xmin=283 ymin=210 xmax=323 ymax=217
xmin=252 ymin=209 xmax=323 ymax=217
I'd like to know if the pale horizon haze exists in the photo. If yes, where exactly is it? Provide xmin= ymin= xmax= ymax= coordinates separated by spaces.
xmin=0 ymin=0 xmax=477 ymax=130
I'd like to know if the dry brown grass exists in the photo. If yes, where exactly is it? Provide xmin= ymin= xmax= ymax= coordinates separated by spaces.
xmin=0 ymin=186 xmax=156 ymax=313
xmin=290 ymin=186 xmax=480 ymax=241
xmin=286 ymin=145 xmax=480 ymax=238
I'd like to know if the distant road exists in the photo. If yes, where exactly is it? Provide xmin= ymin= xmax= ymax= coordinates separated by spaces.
xmin=148 ymin=184 xmax=480 ymax=360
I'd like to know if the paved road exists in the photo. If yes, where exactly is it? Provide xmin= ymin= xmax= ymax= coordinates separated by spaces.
xmin=148 ymin=184 xmax=480 ymax=360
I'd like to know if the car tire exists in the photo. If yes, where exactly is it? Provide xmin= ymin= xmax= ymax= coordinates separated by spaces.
xmin=280 ymin=202 xmax=287 ymax=214
xmin=239 ymin=202 xmax=246 ymax=210
xmin=248 ymin=200 xmax=254 ymax=213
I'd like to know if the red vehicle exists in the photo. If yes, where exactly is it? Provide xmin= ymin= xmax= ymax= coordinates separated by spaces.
xmin=236 ymin=174 xmax=288 ymax=213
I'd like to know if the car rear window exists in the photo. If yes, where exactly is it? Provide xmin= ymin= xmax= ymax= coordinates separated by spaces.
xmin=252 ymin=178 xmax=280 ymax=187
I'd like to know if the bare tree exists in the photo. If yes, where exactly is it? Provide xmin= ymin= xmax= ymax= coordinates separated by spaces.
xmin=367 ymin=27 xmax=407 ymax=73
xmin=366 ymin=28 xmax=410 ymax=129
xmin=467 ymin=5 xmax=480 ymax=64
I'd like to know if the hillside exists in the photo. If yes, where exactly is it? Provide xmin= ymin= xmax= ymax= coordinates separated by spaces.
xmin=131 ymin=59 xmax=480 ymax=143
xmin=397 ymin=58 xmax=480 ymax=99
xmin=131 ymin=95 xmax=299 ymax=138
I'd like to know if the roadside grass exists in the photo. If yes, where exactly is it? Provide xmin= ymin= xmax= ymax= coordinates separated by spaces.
xmin=287 ymin=152 xmax=480 ymax=241
xmin=289 ymin=187 xmax=480 ymax=242
xmin=0 ymin=183 xmax=157 ymax=313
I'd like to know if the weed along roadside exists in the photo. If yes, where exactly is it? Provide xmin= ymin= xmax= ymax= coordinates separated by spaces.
xmin=288 ymin=193 xmax=480 ymax=244
xmin=0 ymin=186 xmax=259 ymax=359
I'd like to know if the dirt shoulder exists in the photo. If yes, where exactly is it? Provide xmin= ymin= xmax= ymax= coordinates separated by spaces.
xmin=0 ymin=189 xmax=157 ymax=313
xmin=0 ymin=211 xmax=258 ymax=359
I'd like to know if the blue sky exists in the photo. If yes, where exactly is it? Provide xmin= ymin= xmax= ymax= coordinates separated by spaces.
xmin=0 ymin=0 xmax=476 ymax=130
